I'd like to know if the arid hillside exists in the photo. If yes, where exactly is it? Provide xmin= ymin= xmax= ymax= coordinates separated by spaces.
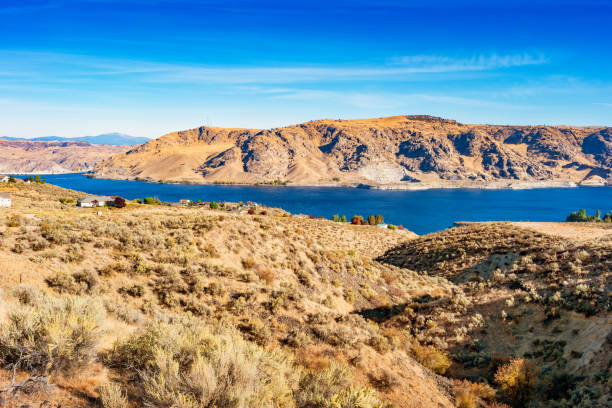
xmin=92 ymin=115 xmax=612 ymax=187
xmin=0 ymin=139 xmax=132 ymax=174
xmin=0 ymin=183 xmax=610 ymax=408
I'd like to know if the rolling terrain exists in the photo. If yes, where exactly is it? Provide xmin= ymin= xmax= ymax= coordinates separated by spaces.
xmin=0 ymin=182 xmax=610 ymax=407
xmin=92 ymin=115 xmax=612 ymax=188
xmin=0 ymin=139 xmax=132 ymax=174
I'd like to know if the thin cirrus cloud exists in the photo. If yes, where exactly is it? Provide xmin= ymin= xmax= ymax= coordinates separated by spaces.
xmin=0 ymin=50 xmax=549 ymax=87
xmin=264 ymin=88 xmax=528 ymax=110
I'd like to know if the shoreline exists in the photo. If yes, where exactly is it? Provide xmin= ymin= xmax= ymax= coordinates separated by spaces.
xmin=86 ymin=173 xmax=609 ymax=190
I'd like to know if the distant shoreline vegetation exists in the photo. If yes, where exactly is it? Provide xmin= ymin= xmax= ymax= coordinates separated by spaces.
xmin=566 ymin=209 xmax=612 ymax=223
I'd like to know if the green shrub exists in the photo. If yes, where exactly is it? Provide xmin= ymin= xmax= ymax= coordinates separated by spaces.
xmin=210 ymin=201 xmax=220 ymax=210
xmin=565 ymin=209 xmax=606 ymax=222
xmin=144 ymin=197 xmax=156 ymax=205
xmin=0 ymin=295 xmax=104 ymax=374
xmin=387 ymin=224 xmax=397 ymax=230
xmin=332 ymin=214 xmax=341 ymax=222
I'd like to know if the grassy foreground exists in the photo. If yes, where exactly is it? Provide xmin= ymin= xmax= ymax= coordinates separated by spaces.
xmin=0 ymin=182 xmax=610 ymax=408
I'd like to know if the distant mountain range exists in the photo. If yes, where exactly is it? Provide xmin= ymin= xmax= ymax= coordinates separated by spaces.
xmin=0 ymin=132 xmax=150 ymax=146
xmin=0 ymin=139 xmax=132 ymax=174
xmin=91 ymin=115 xmax=612 ymax=188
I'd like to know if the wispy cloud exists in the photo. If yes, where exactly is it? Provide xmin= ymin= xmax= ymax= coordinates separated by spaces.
xmin=389 ymin=54 xmax=548 ymax=71
xmin=0 ymin=50 xmax=549 ymax=86
xmin=253 ymin=87 xmax=528 ymax=110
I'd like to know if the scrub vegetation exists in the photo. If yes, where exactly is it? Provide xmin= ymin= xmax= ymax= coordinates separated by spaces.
xmin=0 ymin=182 xmax=610 ymax=408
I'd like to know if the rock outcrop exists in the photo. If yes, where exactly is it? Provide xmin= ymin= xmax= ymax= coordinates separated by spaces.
xmin=91 ymin=115 xmax=612 ymax=187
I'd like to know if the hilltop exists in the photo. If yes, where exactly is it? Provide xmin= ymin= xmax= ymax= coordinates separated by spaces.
xmin=0 ymin=139 xmax=132 ymax=174
xmin=92 ymin=115 xmax=612 ymax=188
xmin=0 ymin=182 xmax=610 ymax=407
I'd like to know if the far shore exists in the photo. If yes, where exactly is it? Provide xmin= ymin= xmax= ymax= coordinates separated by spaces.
xmin=85 ymin=173 xmax=609 ymax=190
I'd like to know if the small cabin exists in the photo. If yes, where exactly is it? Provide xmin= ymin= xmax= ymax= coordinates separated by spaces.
xmin=179 ymin=199 xmax=191 ymax=206
xmin=77 ymin=195 xmax=113 ymax=207
xmin=0 ymin=192 xmax=11 ymax=207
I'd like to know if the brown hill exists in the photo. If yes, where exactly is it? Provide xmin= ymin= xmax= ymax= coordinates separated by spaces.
xmin=92 ymin=115 xmax=612 ymax=187
xmin=0 ymin=139 xmax=132 ymax=174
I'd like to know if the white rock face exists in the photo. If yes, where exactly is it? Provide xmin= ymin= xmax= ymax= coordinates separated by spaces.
xmin=357 ymin=162 xmax=406 ymax=184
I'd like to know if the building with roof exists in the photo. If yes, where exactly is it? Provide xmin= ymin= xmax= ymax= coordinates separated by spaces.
xmin=77 ymin=195 xmax=113 ymax=207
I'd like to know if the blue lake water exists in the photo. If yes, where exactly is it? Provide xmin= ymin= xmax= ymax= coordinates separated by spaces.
xmin=22 ymin=173 xmax=612 ymax=235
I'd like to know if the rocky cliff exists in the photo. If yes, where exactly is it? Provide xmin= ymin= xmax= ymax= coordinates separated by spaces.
xmin=91 ymin=115 xmax=612 ymax=187
xmin=0 ymin=139 xmax=132 ymax=174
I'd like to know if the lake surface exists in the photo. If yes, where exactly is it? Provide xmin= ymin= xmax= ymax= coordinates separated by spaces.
xmin=26 ymin=173 xmax=612 ymax=235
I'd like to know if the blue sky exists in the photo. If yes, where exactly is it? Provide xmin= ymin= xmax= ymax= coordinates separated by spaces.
xmin=1 ymin=0 xmax=611 ymax=138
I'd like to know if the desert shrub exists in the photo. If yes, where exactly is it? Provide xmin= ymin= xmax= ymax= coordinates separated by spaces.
xmin=61 ymin=244 xmax=84 ymax=263
xmin=99 ymin=383 xmax=129 ymax=408
xmin=46 ymin=270 xmax=98 ymax=294
xmin=40 ymin=221 xmax=70 ymax=244
xmin=242 ymin=257 xmax=257 ymax=269
xmin=332 ymin=214 xmax=341 ymax=222
xmin=453 ymin=380 xmax=496 ymax=408
xmin=0 ymin=295 xmax=104 ymax=374
xmin=238 ymin=318 xmax=271 ymax=345
xmin=410 ymin=342 xmax=452 ymax=375
xmin=494 ymin=358 xmax=539 ymax=406
xmin=368 ymin=334 xmax=391 ymax=354
xmin=7 ymin=214 xmax=22 ymax=227
xmin=143 ymin=197 xmax=156 ymax=205
xmin=11 ymin=242 xmax=25 ymax=253
xmin=106 ymin=320 xmax=297 ymax=408
xmin=29 ymin=235 xmax=50 ymax=251
xmin=387 ymin=224 xmax=397 ymax=230
xmin=295 ymin=363 xmax=384 ymax=408
xmin=12 ymin=285 xmax=41 ymax=305
xmin=209 ymin=201 xmax=220 ymax=210
xmin=119 ymin=284 xmax=144 ymax=297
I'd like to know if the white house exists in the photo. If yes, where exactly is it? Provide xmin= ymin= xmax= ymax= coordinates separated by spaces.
xmin=77 ymin=195 xmax=113 ymax=207
xmin=0 ymin=175 xmax=9 ymax=183
xmin=0 ymin=193 xmax=11 ymax=207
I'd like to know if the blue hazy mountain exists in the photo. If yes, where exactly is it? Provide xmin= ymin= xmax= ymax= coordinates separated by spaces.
xmin=0 ymin=133 xmax=149 ymax=145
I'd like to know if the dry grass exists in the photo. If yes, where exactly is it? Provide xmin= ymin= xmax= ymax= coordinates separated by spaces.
xmin=0 ymin=182 xmax=609 ymax=408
